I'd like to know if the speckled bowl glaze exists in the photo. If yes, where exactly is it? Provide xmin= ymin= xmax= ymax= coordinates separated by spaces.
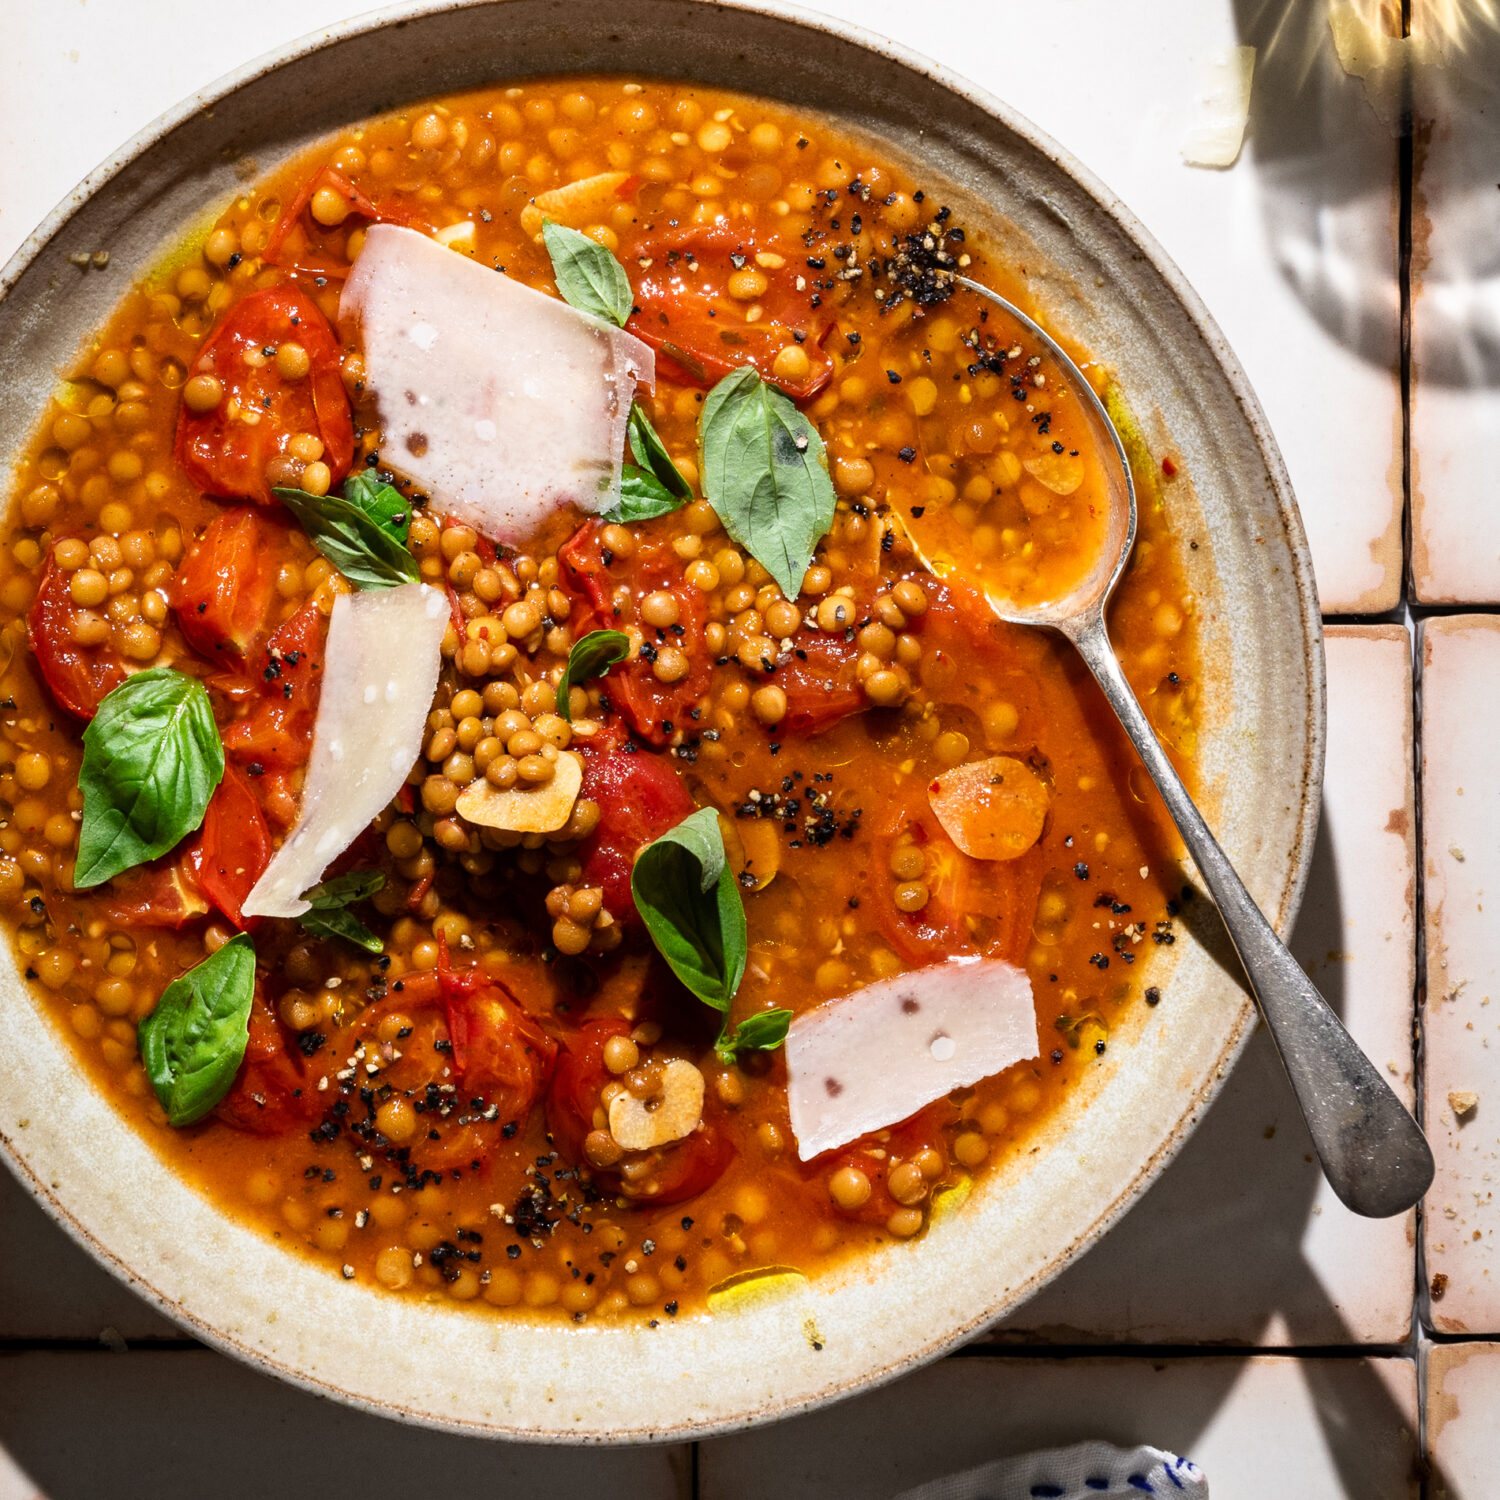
xmin=0 ymin=0 xmax=1323 ymax=1443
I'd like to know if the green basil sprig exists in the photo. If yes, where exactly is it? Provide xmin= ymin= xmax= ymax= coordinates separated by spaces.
xmin=718 ymin=1007 xmax=793 ymax=1063
xmin=608 ymin=402 xmax=693 ymax=523
xmin=542 ymin=219 xmax=633 ymax=328
xmin=342 ymin=471 xmax=412 ymax=543
xmin=697 ymin=366 xmax=836 ymax=599
xmin=275 ymin=478 xmax=420 ymax=590
xmin=612 ymin=466 xmax=683 ymax=523
xmin=138 ymin=934 xmax=257 ymax=1127
xmin=631 ymin=807 xmax=789 ymax=1064
xmin=557 ymin=629 xmax=630 ymax=722
xmin=628 ymin=403 xmax=691 ymax=500
xmin=75 ymin=669 xmax=224 ymax=889
xmin=298 ymin=869 xmax=385 ymax=953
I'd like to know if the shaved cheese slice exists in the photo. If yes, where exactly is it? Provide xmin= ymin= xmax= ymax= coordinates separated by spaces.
xmin=786 ymin=958 xmax=1037 ymax=1160
xmin=928 ymin=755 xmax=1050 ymax=860
xmin=1181 ymin=45 xmax=1256 ymax=169
xmin=241 ymin=583 xmax=448 ymax=920
xmin=608 ymin=1059 xmax=706 ymax=1150
xmin=339 ymin=224 xmax=654 ymax=544
xmin=455 ymin=752 xmax=582 ymax=833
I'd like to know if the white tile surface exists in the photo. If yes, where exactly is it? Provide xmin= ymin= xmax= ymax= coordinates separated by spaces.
xmin=998 ymin=627 xmax=1417 ymax=1344
xmin=700 ymin=1354 xmax=1418 ymax=1500
xmin=0 ymin=1350 xmax=689 ymax=1500
xmin=1409 ymin=1 xmax=1500 ymax=603
xmin=1427 ymin=1341 xmax=1500 ymax=1500
xmin=0 ymin=0 xmax=1399 ymax=612
xmin=1421 ymin=616 xmax=1500 ymax=1333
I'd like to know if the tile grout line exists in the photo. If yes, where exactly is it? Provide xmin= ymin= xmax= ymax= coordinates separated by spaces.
xmin=1395 ymin=5 xmax=1436 ymax=1492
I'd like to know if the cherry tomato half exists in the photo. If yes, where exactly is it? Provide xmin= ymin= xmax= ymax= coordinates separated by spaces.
xmin=175 ymin=286 xmax=353 ymax=505
xmin=265 ymin=165 xmax=425 ymax=281
xmin=171 ymin=508 xmax=286 ymax=662
xmin=872 ymin=800 xmax=1041 ymax=968
xmin=546 ymin=1019 xmax=732 ymax=1206
xmin=186 ymin=763 xmax=272 ymax=930
xmin=99 ymin=858 xmax=210 ymax=930
xmin=559 ymin=521 xmax=712 ymax=747
xmin=221 ymin=599 xmax=325 ymax=777
xmin=216 ymin=989 xmax=315 ymax=1136
xmin=26 ymin=547 xmax=127 ymax=719
xmin=626 ymin=225 xmax=837 ymax=401
xmin=575 ymin=744 xmax=696 ymax=922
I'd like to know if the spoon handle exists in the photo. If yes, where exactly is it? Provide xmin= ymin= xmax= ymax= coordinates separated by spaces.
xmin=1069 ymin=613 xmax=1433 ymax=1218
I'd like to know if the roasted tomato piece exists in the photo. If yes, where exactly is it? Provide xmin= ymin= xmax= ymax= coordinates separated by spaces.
xmin=221 ymin=599 xmax=325 ymax=776
xmin=174 ymin=286 xmax=354 ymax=505
xmin=807 ymin=1107 xmax=947 ymax=1224
xmin=216 ymin=990 xmax=315 ymax=1135
xmin=873 ymin=801 xmax=1041 ymax=967
xmin=626 ymin=225 xmax=836 ymax=400
xmin=546 ymin=1019 xmax=731 ymax=1206
xmin=359 ymin=965 xmax=556 ymax=1171
xmin=560 ymin=521 xmax=711 ymax=746
xmin=778 ymin=630 xmax=866 ymax=736
xmin=171 ymin=508 xmax=285 ymax=662
xmin=265 ymin=165 xmax=424 ymax=280
xmin=576 ymin=744 xmax=695 ymax=921
xmin=99 ymin=858 xmax=210 ymax=930
xmin=26 ymin=547 xmax=127 ymax=719
xmin=186 ymin=763 xmax=272 ymax=930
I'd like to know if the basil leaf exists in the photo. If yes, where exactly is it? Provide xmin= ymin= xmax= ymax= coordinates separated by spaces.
xmin=698 ymin=366 xmax=836 ymax=598
xmin=298 ymin=870 xmax=385 ymax=952
xmin=628 ymin=402 xmax=692 ymax=501
xmin=607 ymin=465 xmax=686 ymax=524
xmin=274 ymin=485 xmax=421 ymax=590
xmin=300 ymin=906 xmax=383 ymax=953
xmin=341 ymin=471 xmax=412 ymax=544
xmin=631 ymin=807 xmax=747 ymax=1013
xmin=557 ymin=629 xmax=630 ymax=722
xmin=75 ymin=669 xmax=224 ymax=889
xmin=542 ymin=220 xmax=633 ymax=328
xmin=138 ymin=934 xmax=256 ymax=1127
xmin=715 ymin=1007 xmax=793 ymax=1065
xmin=301 ymin=870 xmax=386 ymax=909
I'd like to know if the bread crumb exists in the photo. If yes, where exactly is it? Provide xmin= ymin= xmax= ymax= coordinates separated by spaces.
xmin=1449 ymin=1090 xmax=1479 ymax=1117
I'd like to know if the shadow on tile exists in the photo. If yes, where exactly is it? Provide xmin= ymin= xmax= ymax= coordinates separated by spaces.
xmin=699 ymin=1352 xmax=1422 ymax=1500
xmin=0 ymin=1349 xmax=688 ymax=1500
xmin=996 ymin=798 xmax=1415 ymax=1345
xmin=0 ymin=1161 xmax=176 ymax=1342
xmin=1231 ymin=0 xmax=1400 ymax=376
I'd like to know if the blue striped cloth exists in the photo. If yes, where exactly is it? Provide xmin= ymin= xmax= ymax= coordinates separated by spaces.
xmin=892 ymin=1443 xmax=1207 ymax=1499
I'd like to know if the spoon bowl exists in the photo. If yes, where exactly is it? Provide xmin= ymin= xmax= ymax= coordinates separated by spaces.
xmin=907 ymin=275 xmax=1434 ymax=1220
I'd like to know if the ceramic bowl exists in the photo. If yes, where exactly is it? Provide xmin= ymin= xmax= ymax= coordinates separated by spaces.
xmin=0 ymin=0 xmax=1322 ymax=1442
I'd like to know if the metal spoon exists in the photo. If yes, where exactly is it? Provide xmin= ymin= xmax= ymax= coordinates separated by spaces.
xmin=907 ymin=275 xmax=1433 ymax=1218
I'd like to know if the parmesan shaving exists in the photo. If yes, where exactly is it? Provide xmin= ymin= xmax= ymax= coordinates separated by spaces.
xmin=455 ymin=752 xmax=582 ymax=833
xmin=786 ymin=958 xmax=1037 ymax=1160
xmin=1181 ymin=45 xmax=1256 ymax=168
xmin=241 ymin=583 xmax=448 ymax=919
xmin=339 ymin=224 xmax=654 ymax=545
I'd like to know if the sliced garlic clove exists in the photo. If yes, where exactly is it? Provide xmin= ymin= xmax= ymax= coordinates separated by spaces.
xmin=1021 ymin=451 xmax=1084 ymax=496
xmin=520 ymin=172 xmax=635 ymax=241
xmin=455 ymin=751 xmax=582 ymax=833
xmin=608 ymin=1059 xmax=706 ymax=1150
